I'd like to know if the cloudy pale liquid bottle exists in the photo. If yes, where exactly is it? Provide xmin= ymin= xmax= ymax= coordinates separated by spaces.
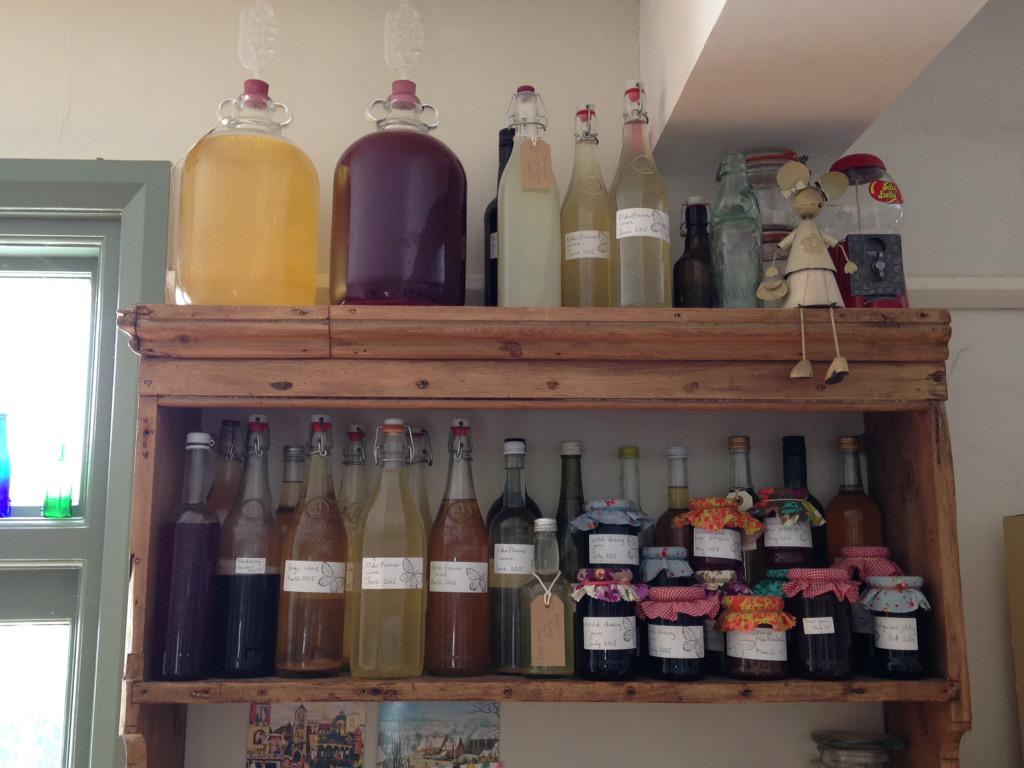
xmin=338 ymin=425 xmax=368 ymax=672
xmin=353 ymin=419 xmax=427 ymax=678
xmin=208 ymin=419 xmax=243 ymax=525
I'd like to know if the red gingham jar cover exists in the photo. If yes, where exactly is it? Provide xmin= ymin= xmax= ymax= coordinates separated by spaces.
xmin=834 ymin=545 xmax=903 ymax=579
xmin=783 ymin=567 xmax=860 ymax=602
xmin=638 ymin=585 xmax=721 ymax=620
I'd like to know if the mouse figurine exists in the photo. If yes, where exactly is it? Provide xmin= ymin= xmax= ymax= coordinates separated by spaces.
xmin=758 ymin=161 xmax=855 ymax=385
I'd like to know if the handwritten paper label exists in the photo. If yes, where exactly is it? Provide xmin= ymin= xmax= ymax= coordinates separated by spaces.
xmin=429 ymin=561 xmax=489 ymax=593
xmin=583 ymin=616 xmax=637 ymax=651
xmin=726 ymin=628 xmax=788 ymax=661
xmin=521 ymin=139 xmax=553 ymax=191
xmin=741 ymin=531 xmax=759 ymax=552
xmin=693 ymin=528 xmax=741 ymax=562
xmin=649 ymin=624 xmax=705 ymax=659
xmin=704 ymin=619 xmax=724 ymax=652
xmin=493 ymin=543 xmax=535 ymax=575
xmin=530 ymin=594 xmax=567 ymax=667
xmin=565 ymin=230 xmax=610 ymax=261
xmin=852 ymin=603 xmax=873 ymax=634
xmin=874 ymin=616 xmax=918 ymax=651
xmin=802 ymin=616 xmax=836 ymax=635
xmin=764 ymin=517 xmax=813 ymax=549
xmin=235 ymin=557 xmax=266 ymax=575
xmin=588 ymin=534 xmax=639 ymax=565
xmin=361 ymin=557 xmax=424 ymax=590
xmin=283 ymin=560 xmax=345 ymax=594
xmin=616 ymin=207 xmax=671 ymax=244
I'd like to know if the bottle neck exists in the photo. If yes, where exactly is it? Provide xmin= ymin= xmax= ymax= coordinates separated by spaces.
xmin=559 ymin=455 xmax=583 ymax=500
xmin=502 ymin=455 xmax=527 ymax=508
xmin=684 ymin=228 xmax=710 ymax=254
xmin=731 ymin=449 xmax=753 ymax=490
xmin=182 ymin=448 xmax=209 ymax=506
xmin=839 ymin=450 xmax=864 ymax=492
xmin=304 ymin=438 xmax=336 ymax=501
xmin=621 ymin=120 xmax=652 ymax=157
xmin=516 ymin=123 xmax=543 ymax=141
xmin=497 ymin=140 xmax=514 ymax=189
xmin=571 ymin=139 xmax=602 ymax=180
xmin=667 ymin=456 xmax=689 ymax=509
xmin=278 ymin=460 xmax=304 ymax=509
xmin=443 ymin=436 xmax=476 ymax=501
xmin=533 ymin=529 xmax=560 ymax=575
xmin=339 ymin=460 xmax=367 ymax=506
xmin=620 ymin=457 xmax=641 ymax=508
xmin=783 ymin=452 xmax=808 ymax=489
xmin=237 ymin=436 xmax=272 ymax=512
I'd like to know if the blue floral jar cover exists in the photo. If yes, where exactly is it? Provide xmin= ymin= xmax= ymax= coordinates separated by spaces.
xmin=569 ymin=498 xmax=654 ymax=532
xmin=861 ymin=576 xmax=931 ymax=614
xmin=640 ymin=545 xmax=694 ymax=583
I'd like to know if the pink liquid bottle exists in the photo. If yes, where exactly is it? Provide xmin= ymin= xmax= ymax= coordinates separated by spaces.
xmin=330 ymin=80 xmax=467 ymax=305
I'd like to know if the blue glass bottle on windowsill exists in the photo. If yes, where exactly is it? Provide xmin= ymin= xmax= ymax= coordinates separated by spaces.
xmin=0 ymin=414 xmax=11 ymax=517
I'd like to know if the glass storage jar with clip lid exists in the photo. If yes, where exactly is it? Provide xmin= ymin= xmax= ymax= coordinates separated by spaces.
xmin=811 ymin=730 xmax=907 ymax=767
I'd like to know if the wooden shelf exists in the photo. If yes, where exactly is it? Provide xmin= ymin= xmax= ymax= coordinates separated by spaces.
xmin=131 ymin=675 xmax=959 ymax=706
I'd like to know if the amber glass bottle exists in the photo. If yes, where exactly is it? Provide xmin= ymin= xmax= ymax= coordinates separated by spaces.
xmin=825 ymin=436 xmax=883 ymax=562
xmin=426 ymin=418 xmax=490 ymax=675
xmin=655 ymin=446 xmax=690 ymax=547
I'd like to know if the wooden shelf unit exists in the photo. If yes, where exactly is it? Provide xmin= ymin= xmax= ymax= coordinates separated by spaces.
xmin=116 ymin=305 xmax=969 ymax=768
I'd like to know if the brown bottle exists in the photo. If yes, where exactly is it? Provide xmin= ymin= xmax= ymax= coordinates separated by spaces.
xmin=655 ymin=446 xmax=691 ymax=548
xmin=426 ymin=418 xmax=490 ymax=675
xmin=825 ymin=436 xmax=883 ymax=562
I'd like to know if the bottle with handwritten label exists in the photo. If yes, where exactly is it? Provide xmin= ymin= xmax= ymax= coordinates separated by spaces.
xmin=208 ymin=419 xmax=243 ymax=525
xmin=609 ymin=81 xmax=672 ymax=307
xmin=519 ymin=518 xmax=574 ymax=676
xmin=498 ymin=85 xmax=561 ymax=307
xmin=276 ymin=415 xmax=347 ymax=677
xmin=655 ymin=446 xmax=691 ymax=548
xmin=485 ymin=439 xmax=542 ymax=528
xmin=489 ymin=439 xmax=538 ymax=673
xmin=338 ymin=425 xmax=368 ymax=672
xmin=353 ymin=419 xmax=426 ymax=678
xmin=214 ymin=415 xmax=280 ymax=677
xmin=561 ymin=104 xmax=611 ymax=307
xmin=426 ymin=419 xmax=490 ymax=676
xmin=274 ymin=445 xmax=306 ymax=541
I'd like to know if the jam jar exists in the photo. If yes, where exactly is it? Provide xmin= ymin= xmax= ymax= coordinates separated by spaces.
xmin=718 ymin=594 xmax=795 ymax=680
xmin=696 ymin=570 xmax=751 ymax=674
xmin=756 ymin=487 xmax=825 ymax=569
xmin=811 ymin=730 xmax=907 ymax=767
xmin=783 ymin=568 xmax=859 ymax=679
xmin=683 ymin=497 xmax=763 ymax=580
xmin=572 ymin=567 xmax=648 ymax=680
xmin=639 ymin=585 xmax=719 ymax=680
xmin=862 ymin=576 xmax=931 ymax=679
xmin=570 ymin=499 xmax=653 ymax=582
xmin=834 ymin=546 xmax=903 ymax=672
xmin=640 ymin=546 xmax=694 ymax=587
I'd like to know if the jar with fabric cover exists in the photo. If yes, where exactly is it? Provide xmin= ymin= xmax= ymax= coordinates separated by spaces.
xmin=862 ymin=576 xmax=930 ymax=678
xmin=570 ymin=499 xmax=653 ymax=582
xmin=756 ymin=487 xmax=826 ymax=569
xmin=696 ymin=570 xmax=751 ymax=674
xmin=834 ymin=546 xmax=903 ymax=672
xmin=639 ymin=585 xmax=719 ymax=680
xmin=682 ymin=497 xmax=763 ymax=579
xmin=640 ymin=546 xmax=694 ymax=588
xmin=812 ymin=730 xmax=907 ymax=767
xmin=784 ymin=567 xmax=859 ymax=679
xmin=752 ymin=568 xmax=789 ymax=597
xmin=572 ymin=567 xmax=648 ymax=680
xmin=718 ymin=594 xmax=795 ymax=680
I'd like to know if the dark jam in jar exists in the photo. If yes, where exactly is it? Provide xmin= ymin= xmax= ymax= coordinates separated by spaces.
xmin=640 ymin=586 xmax=716 ymax=681
xmin=835 ymin=547 xmax=904 ymax=674
xmin=572 ymin=568 xmax=645 ymax=680
xmin=864 ymin=576 xmax=930 ymax=679
xmin=756 ymin=488 xmax=825 ymax=569
xmin=719 ymin=595 xmax=794 ymax=680
xmin=784 ymin=568 xmax=857 ymax=680
xmin=570 ymin=499 xmax=651 ymax=582
xmin=684 ymin=497 xmax=763 ymax=581
xmin=696 ymin=570 xmax=749 ymax=675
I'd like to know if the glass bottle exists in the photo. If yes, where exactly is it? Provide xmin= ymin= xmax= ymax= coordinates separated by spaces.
xmin=425 ymin=418 xmax=490 ymax=676
xmin=208 ymin=419 xmax=244 ymax=525
xmin=672 ymin=197 xmax=714 ymax=308
xmin=610 ymin=81 xmax=671 ymax=308
xmin=42 ymin=445 xmax=73 ymax=519
xmin=711 ymin=152 xmax=762 ymax=308
xmin=555 ymin=441 xmax=585 ymax=576
xmin=353 ymin=419 xmax=426 ymax=678
xmin=276 ymin=415 xmax=347 ymax=677
xmin=825 ymin=436 xmax=884 ymax=563
xmin=484 ymin=128 xmax=515 ymax=307
xmin=408 ymin=426 xmax=434 ymax=532
xmin=331 ymin=80 xmax=466 ymax=306
xmin=729 ymin=436 xmax=764 ymax=585
xmin=215 ymin=415 xmax=281 ymax=677
xmin=782 ymin=435 xmax=828 ymax=566
xmin=619 ymin=445 xmax=655 ymax=549
xmin=485 ymin=438 xmax=542 ymax=528
xmin=489 ymin=439 xmax=536 ymax=673
xmin=275 ymin=445 xmax=306 ymax=542
xmin=655 ymin=446 xmax=690 ymax=548
xmin=172 ymin=79 xmax=318 ymax=305
xmin=156 ymin=432 xmax=220 ymax=680
xmin=561 ymin=104 xmax=611 ymax=307
xmin=520 ymin=518 xmax=574 ymax=676
xmin=338 ymin=425 xmax=369 ymax=672
xmin=498 ymin=85 xmax=561 ymax=307
xmin=0 ymin=414 xmax=9 ymax=518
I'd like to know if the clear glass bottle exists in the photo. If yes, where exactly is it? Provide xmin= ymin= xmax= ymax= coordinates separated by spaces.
xmin=425 ymin=418 xmax=490 ymax=676
xmin=520 ymin=518 xmax=574 ymax=676
xmin=711 ymin=152 xmax=762 ymax=308
xmin=485 ymin=438 xmax=542 ymax=528
xmin=619 ymin=445 xmax=655 ymax=549
xmin=655 ymin=446 xmax=690 ymax=548
xmin=561 ymin=104 xmax=611 ymax=307
xmin=156 ymin=432 xmax=220 ymax=680
xmin=610 ymin=81 xmax=671 ymax=308
xmin=484 ymin=128 xmax=515 ymax=307
xmin=825 ymin=436 xmax=884 ymax=563
xmin=275 ymin=444 xmax=306 ymax=542
xmin=555 ymin=441 xmax=585 ymax=576
xmin=331 ymin=80 xmax=467 ymax=305
xmin=208 ymin=419 xmax=244 ymax=525
xmin=672 ymin=197 xmax=714 ymax=308
xmin=498 ymin=85 xmax=561 ymax=307
xmin=172 ymin=79 xmax=318 ymax=305
xmin=729 ymin=436 xmax=764 ymax=585
xmin=338 ymin=425 xmax=369 ymax=672
xmin=408 ymin=426 xmax=434 ymax=532
xmin=353 ymin=419 xmax=426 ymax=678
xmin=215 ymin=415 xmax=281 ymax=678
xmin=276 ymin=415 xmax=347 ymax=677
xmin=489 ymin=439 xmax=536 ymax=673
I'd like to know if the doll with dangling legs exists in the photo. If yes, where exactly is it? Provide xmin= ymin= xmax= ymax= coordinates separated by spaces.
xmin=758 ymin=161 xmax=856 ymax=385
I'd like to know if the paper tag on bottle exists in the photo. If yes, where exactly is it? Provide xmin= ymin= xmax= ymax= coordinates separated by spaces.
xmin=741 ymin=531 xmax=759 ymax=552
xmin=704 ymin=619 xmax=725 ymax=652
xmin=726 ymin=628 xmax=788 ymax=661
xmin=521 ymin=139 xmax=553 ymax=191
xmin=530 ymin=594 xmax=567 ymax=668
xmin=588 ymin=534 xmax=639 ymax=565
xmin=764 ymin=517 xmax=813 ymax=549
xmin=852 ymin=602 xmax=873 ymax=634
xmin=234 ymin=557 xmax=266 ymax=575
xmin=283 ymin=560 xmax=345 ymax=594
xmin=361 ymin=557 xmax=424 ymax=590
xmin=493 ymin=543 xmax=535 ymax=575
xmin=429 ymin=561 xmax=489 ymax=593
xmin=649 ymin=624 xmax=705 ymax=659
xmin=489 ymin=231 xmax=498 ymax=261
xmin=693 ymin=528 xmax=742 ymax=562
xmin=802 ymin=616 xmax=836 ymax=635
xmin=565 ymin=230 xmax=610 ymax=261
xmin=616 ymin=207 xmax=671 ymax=244
xmin=874 ymin=616 xmax=919 ymax=651
xmin=583 ymin=615 xmax=637 ymax=651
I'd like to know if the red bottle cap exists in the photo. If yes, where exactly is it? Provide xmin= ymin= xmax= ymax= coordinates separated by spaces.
xmin=516 ymin=85 xmax=536 ymax=93
xmin=389 ymin=79 xmax=419 ymax=109
xmin=830 ymin=153 xmax=886 ymax=174
xmin=243 ymin=79 xmax=270 ymax=99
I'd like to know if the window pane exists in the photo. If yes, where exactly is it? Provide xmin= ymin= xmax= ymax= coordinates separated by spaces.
xmin=0 ymin=272 xmax=93 ymax=511
xmin=0 ymin=621 xmax=71 ymax=767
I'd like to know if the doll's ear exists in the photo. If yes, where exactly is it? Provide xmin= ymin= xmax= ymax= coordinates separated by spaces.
xmin=777 ymin=161 xmax=811 ymax=195
xmin=818 ymin=171 xmax=850 ymax=201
